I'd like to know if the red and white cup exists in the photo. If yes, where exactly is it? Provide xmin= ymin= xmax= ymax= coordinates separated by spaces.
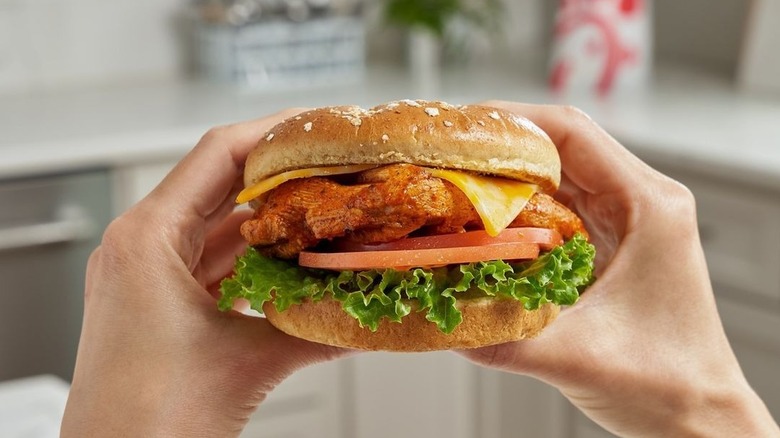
xmin=548 ymin=0 xmax=653 ymax=97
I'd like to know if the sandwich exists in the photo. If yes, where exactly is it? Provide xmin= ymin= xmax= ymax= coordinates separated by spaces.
xmin=218 ymin=100 xmax=595 ymax=351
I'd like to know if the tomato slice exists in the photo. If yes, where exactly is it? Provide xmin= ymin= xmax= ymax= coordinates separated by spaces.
xmin=299 ymin=242 xmax=540 ymax=271
xmin=331 ymin=227 xmax=562 ymax=252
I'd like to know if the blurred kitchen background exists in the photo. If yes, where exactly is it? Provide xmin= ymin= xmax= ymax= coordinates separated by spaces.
xmin=1 ymin=0 xmax=779 ymax=437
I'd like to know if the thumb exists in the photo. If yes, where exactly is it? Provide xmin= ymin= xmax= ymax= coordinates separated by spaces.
xmin=455 ymin=304 xmax=595 ymax=386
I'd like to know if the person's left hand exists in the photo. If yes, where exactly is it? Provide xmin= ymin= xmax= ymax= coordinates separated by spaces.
xmin=61 ymin=110 xmax=354 ymax=437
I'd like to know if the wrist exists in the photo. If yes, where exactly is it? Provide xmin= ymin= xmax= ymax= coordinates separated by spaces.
xmin=61 ymin=366 xmax=269 ymax=437
xmin=674 ymin=380 xmax=779 ymax=437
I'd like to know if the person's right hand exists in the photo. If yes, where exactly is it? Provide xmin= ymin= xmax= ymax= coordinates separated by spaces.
xmin=457 ymin=102 xmax=780 ymax=437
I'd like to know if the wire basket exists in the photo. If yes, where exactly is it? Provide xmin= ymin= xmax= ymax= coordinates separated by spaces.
xmin=195 ymin=14 xmax=365 ymax=90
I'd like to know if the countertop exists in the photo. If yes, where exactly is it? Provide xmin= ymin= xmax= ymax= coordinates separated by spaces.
xmin=1 ymin=65 xmax=780 ymax=189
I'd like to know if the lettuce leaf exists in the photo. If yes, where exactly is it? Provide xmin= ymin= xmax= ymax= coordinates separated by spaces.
xmin=219 ymin=234 xmax=595 ymax=334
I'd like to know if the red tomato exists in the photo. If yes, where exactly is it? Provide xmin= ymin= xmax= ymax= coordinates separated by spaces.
xmin=299 ymin=242 xmax=540 ymax=271
xmin=331 ymin=227 xmax=562 ymax=252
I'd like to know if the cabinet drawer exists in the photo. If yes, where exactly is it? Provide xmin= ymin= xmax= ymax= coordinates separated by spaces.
xmin=685 ymin=179 xmax=780 ymax=304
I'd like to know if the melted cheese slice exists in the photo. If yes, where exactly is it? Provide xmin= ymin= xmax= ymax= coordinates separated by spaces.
xmin=428 ymin=169 xmax=538 ymax=237
xmin=237 ymin=165 xmax=538 ymax=237
xmin=236 ymin=164 xmax=377 ymax=204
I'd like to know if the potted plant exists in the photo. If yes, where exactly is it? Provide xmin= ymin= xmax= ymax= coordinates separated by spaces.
xmin=382 ymin=0 xmax=503 ymax=95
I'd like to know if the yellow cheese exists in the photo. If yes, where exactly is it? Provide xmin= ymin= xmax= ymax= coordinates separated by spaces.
xmin=236 ymin=164 xmax=377 ymax=204
xmin=428 ymin=169 xmax=538 ymax=237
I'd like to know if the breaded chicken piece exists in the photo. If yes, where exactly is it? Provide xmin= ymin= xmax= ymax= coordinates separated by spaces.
xmin=241 ymin=164 xmax=587 ymax=258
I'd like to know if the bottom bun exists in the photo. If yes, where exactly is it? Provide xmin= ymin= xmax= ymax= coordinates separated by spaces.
xmin=263 ymin=296 xmax=560 ymax=351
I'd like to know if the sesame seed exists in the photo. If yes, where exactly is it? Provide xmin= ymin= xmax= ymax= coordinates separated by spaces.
xmin=402 ymin=99 xmax=421 ymax=107
xmin=381 ymin=134 xmax=390 ymax=142
xmin=424 ymin=107 xmax=440 ymax=117
xmin=488 ymin=111 xmax=501 ymax=120
xmin=295 ymin=116 xmax=302 ymax=120
xmin=350 ymin=118 xmax=362 ymax=127
xmin=443 ymin=120 xmax=453 ymax=127
xmin=266 ymin=133 xmax=274 ymax=141
xmin=303 ymin=122 xmax=313 ymax=132
xmin=477 ymin=120 xmax=486 ymax=126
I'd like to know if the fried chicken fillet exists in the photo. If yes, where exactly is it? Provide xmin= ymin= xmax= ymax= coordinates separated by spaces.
xmin=241 ymin=164 xmax=587 ymax=259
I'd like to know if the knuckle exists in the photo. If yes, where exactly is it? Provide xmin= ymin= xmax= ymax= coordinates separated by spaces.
xmin=658 ymin=177 xmax=696 ymax=215
xmin=558 ymin=105 xmax=593 ymax=123
xmin=99 ymin=209 xmax=159 ymax=269
xmin=199 ymin=124 xmax=232 ymax=144
xmin=99 ymin=216 xmax=136 ymax=265
xmin=667 ymin=180 xmax=698 ymax=227
xmin=636 ymin=175 xmax=699 ymax=232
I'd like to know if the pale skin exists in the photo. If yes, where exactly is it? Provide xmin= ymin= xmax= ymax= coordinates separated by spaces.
xmin=61 ymin=103 xmax=780 ymax=437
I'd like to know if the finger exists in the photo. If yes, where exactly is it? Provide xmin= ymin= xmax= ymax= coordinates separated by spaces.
xmin=478 ymin=101 xmax=651 ymax=197
xmin=196 ymin=209 xmax=255 ymax=288
xmin=145 ymin=108 xmax=308 ymax=228
xmin=552 ymin=173 xmax=580 ymax=210
xmin=202 ymin=173 xmax=248 ymax=236
xmin=456 ymin=337 xmax=545 ymax=377
xmin=221 ymin=312 xmax=359 ymax=390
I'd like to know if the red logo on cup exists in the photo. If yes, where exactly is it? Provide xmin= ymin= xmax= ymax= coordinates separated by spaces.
xmin=549 ymin=0 xmax=651 ymax=96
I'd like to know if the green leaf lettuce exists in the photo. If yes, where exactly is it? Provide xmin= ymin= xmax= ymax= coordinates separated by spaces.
xmin=219 ymin=234 xmax=595 ymax=334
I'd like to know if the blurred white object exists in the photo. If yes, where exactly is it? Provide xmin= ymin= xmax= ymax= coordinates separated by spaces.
xmin=549 ymin=0 xmax=653 ymax=96
xmin=0 ymin=375 xmax=70 ymax=438
xmin=194 ymin=15 xmax=365 ymax=90
xmin=407 ymin=29 xmax=440 ymax=99
xmin=738 ymin=0 xmax=780 ymax=95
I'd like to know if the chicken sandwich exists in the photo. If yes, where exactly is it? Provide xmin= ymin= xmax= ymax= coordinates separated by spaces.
xmin=219 ymin=100 xmax=595 ymax=351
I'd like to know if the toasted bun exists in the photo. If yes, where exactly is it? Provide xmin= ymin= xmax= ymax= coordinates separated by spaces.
xmin=245 ymin=100 xmax=561 ymax=194
xmin=263 ymin=296 xmax=559 ymax=351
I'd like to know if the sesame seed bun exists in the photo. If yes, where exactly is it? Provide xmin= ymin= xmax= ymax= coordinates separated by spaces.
xmin=244 ymin=100 xmax=561 ymax=194
xmin=263 ymin=296 xmax=560 ymax=351
xmin=238 ymin=100 xmax=570 ymax=352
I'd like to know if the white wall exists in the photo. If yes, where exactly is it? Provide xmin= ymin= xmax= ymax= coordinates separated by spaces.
xmin=0 ymin=0 xmax=185 ymax=94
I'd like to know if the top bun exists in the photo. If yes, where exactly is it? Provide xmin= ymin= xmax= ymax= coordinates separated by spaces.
xmin=244 ymin=100 xmax=561 ymax=193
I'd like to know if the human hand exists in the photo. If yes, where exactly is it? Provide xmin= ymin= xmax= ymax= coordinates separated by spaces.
xmin=457 ymin=102 xmax=780 ymax=437
xmin=61 ymin=110 xmax=354 ymax=437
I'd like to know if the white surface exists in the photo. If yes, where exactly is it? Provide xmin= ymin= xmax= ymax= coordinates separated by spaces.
xmin=0 ymin=375 xmax=69 ymax=438
xmin=1 ymin=66 xmax=780 ymax=188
